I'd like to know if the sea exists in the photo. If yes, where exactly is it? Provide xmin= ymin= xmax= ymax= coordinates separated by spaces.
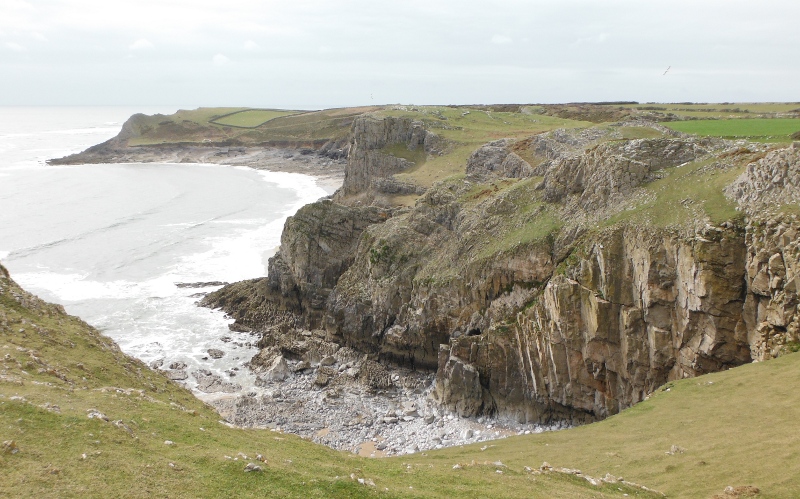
xmin=0 ymin=107 xmax=328 ymax=395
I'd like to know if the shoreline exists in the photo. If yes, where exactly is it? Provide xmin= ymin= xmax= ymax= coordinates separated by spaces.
xmin=49 ymin=143 xmax=347 ymax=188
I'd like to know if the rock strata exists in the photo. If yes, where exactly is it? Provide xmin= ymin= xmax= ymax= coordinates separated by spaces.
xmin=204 ymin=116 xmax=800 ymax=431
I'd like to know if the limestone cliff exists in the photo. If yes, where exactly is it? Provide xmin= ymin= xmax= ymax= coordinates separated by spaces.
xmin=204 ymin=115 xmax=800 ymax=425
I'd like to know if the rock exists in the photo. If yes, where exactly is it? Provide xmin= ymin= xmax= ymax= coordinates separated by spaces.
xmin=165 ymin=370 xmax=188 ymax=381
xmin=164 ymin=440 xmax=174 ymax=446
xmin=87 ymin=409 xmax=109 ymax=421
xmin=207 ymin=349 xmax=225 ymax=359
xmin=466 ymin=139 xmax=533 ymax=180
xmin=244 ymin=463 xmax=262 ymax=472
xmin=320 ymin=355 xmax=336 ymax=367
xmin=314 ymin=372 xmax=331 ymax=387
xmin=294 ymin=361 xmax=311 ymax=372
xmin=2 ymin=440 xmax=19 ymax=455
xmin=169 ymin=361 xmax=187 ymax=370
xmin=149 ymin=359 xmax=164 ymax=369
xmin=666 ymin=444 xmax=686 ymax=455
xmin=423 ymin=415 xmax=435 ymax=424
xmin=192 ymin=369 xmax=241 ymax=394
xmin=263 ymin=356 xmax=291 ymax=382
xmin=175 ymin=281 xmax=228 ymax=288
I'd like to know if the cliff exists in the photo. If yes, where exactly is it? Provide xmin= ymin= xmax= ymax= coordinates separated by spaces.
xmin=203 ymin=112 xmax=800 ymax=425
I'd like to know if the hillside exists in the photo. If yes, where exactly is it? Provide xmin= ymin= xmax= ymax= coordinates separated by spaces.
xmin=0 ymin=262 xmax=654 ymax=498
xmin=3 ymin=262 xmax=800 ymax=497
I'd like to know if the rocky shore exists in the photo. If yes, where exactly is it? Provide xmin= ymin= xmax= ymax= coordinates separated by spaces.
xmin=50 ymin=144 xmax=346 ymax=192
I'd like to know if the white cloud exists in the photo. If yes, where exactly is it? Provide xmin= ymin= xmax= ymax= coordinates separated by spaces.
xmin=573 ymin=33 xmax=609 ymax=46
xmin=129 ymin=38 xmax=154 ymax=50
xmin=30 ymin=31 xmax=48 ymax=42
xmin=5 ymin=42 xmax=26 ymax=52
xmin=2 ymin=0 xmax=799 ymax=105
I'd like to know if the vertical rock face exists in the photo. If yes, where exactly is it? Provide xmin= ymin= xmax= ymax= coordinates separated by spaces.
xmin=433 ymin=224 xmax=754 ymax=422
xmin=201 ymin=200 xmax=390 ymax=328
xmin=206 ymin=116 xmax=800 ymax=426
xmin=337 ymin=116 xmax=442 ymax=198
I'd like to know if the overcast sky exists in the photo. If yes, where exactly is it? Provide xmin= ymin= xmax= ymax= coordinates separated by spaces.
xmin=1 ymin=0 xmax=798 ymax=108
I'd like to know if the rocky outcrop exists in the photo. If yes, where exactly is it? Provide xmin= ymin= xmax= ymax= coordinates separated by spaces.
xmin=337 ymin=115 xmax=442 ymax=199
xmin=466 ymin=139 xmax=533 ymax=180
xmin=205 ymin=114 xmax=800 ymax=427
xmin=726 ymin=148 xmax=800 ymax=211
xmin=542 ymin=138 xmax=710 ymax=210
xmin=434 ymin=222 xmax=754 ymax=422
xmin=202 ymin=199 xmax=391 ymax=328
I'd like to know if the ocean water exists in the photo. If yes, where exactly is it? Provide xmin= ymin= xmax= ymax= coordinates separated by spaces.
xmin=0 ymin=107 xmax=328 ymax=395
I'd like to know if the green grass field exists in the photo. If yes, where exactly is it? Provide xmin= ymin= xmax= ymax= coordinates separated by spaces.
xmin=623 ymin=102 xmax=800 ymax=119
xmin=664 ymin=118 xmax=800 ymax=142
xmin=210 ymin=109 xmax=302 ymax=128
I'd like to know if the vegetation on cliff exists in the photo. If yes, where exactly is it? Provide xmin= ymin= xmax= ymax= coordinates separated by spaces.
xmin=13 ymin=101 xmax=800 ymax=497
xmin=202 ymin=103 xmax=800 ymax=426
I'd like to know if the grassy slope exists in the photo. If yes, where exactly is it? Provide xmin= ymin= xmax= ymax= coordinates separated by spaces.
xmin=210 ymin=109 xmax=302 ymax=128
xmin=376 ymin=106 xmax=591 ymax=202
xmin=4 ymin=263 xmax=800 ymax=497
xmin=126 ymin=106 xmax=383 ymax=146
xmin=418 ymin=351 xmax=800 ymax=498
xmin=0 ymin=267 xmax=653 ymax=499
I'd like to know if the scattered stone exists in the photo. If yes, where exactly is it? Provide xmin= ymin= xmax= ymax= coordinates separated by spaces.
xmin=314 ymin=372 xmax=331 ymax=387
xmin=713 ymin=485 xmax=760 ymax=498
xmin=166 ymin=370 xmax=189 ymax=381
xmin=149 ymin=359 xmax=164 ymax=369
xmin=320 ymin=356 xmax=336 ymax=367
xmin=192 ymin=369 xmax=241 ymax=394
xmin=112 ymin=420 xmax=134 ymax=437
xmin=293 ymin=361 xmax=311 ymax=372
xmin=87 ymin=409 xmax=109 ymax=421
xmin=207 ymin=349 xmax=225 ymax=359
xmin=244 ymin=463 xmax=262 ymax=472
xmin=2 ymin=440 xmax=19 ymax=455
xmin=169 ymin=361 xmax=187 ymax=370
xmin=666 ymin=444 xmax=686 ymax=455
xmin=164 ymin=440 xmax=175 ymax=446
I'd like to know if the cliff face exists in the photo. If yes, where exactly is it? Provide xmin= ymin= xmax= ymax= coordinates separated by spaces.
xmin=204 ymin=115 xmax=800 ymax=425
xmin=336 ymin=116 xmax=442 ymax=201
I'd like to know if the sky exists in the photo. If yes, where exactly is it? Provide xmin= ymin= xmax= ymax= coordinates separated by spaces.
xmin=1 ymin=0 xmax=798 ymax=109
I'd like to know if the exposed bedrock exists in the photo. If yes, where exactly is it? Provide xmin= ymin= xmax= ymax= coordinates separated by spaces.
xmin=201 ymin=199 xmax=391 ymax=328
xmin=204 ymin=118 xmax=800 ymax=426
xmin=336 ymin=115 xmax=443 ymax=200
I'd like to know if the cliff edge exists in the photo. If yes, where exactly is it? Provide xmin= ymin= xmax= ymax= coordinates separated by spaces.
xmin=203 ymin=110 xmax=800 ymax=425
